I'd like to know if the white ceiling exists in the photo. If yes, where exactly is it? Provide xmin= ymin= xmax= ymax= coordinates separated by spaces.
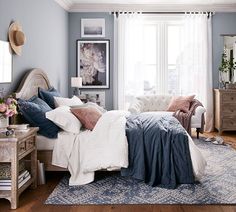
xmin=54 ymin=0 xmax=236 ymax=12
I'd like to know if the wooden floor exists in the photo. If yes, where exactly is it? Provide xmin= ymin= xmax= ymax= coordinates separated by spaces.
xmin=0 ymin=131 xmax=236 ymax=212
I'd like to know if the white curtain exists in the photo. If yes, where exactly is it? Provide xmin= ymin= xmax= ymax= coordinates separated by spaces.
xmin=114 ymin=13 xmax=214 ymax=132
xmin=177 ymin=13 xmax=214 ymax=131
xmin=113 ymin=13 xmax=144 ymax=110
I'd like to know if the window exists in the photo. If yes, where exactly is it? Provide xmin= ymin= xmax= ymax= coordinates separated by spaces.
xmin=141 ymin=17 xmax=183 ymax=96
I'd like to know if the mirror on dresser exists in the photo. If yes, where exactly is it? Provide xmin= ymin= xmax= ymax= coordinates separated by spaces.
xmin=221 ymin=35 xmax=236 ymax=84
xmin=0 ymin=40 xmax=12 ymax=83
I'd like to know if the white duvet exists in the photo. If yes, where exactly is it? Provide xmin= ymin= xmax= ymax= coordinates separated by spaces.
xmin=52 ymin=110 xmax=206 ymax=185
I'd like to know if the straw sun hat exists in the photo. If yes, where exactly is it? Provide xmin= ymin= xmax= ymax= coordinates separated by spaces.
xmin=8 ymin=21 xmax=26 ymax=56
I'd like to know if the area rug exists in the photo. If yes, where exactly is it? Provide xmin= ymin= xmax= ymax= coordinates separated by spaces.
xmin=45 ymin=139 xmax=236 ymax=205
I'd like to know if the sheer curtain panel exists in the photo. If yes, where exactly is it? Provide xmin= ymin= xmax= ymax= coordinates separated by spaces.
xmin=177 ymin=13 xmax=213 ymax=131
xmin=113 ymin=13 xmax=144 ymax=110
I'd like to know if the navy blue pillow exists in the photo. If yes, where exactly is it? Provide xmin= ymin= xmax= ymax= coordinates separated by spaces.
xmin=38 ymin=87 xmax=61 ymax=109
xmin=18 ymin=96 xmax=60 ymax=138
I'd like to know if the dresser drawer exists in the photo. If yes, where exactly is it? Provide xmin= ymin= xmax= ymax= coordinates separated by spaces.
xmin=222 ymin=104 xmax=236 ymax=116
xmin=222 ymin=118 xmax=236 ymax=129
xmin=222 ymin=93 xmax=236 ymax=102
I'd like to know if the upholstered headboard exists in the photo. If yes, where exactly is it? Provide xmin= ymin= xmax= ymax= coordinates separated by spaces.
xmin=15 ymin=68 xmax=51 ymax=100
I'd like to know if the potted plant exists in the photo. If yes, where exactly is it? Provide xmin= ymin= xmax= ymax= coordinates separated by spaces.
xmin=219 ymin=49 xmax=236 ymax=88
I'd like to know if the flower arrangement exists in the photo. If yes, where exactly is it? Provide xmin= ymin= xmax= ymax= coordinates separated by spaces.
xmin=0 ymin=96 xmax=17 ymax=119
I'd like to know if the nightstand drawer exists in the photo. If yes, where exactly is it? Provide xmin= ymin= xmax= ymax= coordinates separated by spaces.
xmin=18 ymin=136 xmax=35 ymax=155
xmin=25 ymin=136 xmax=35 ymax=150
xmin=18 ymin=141 xmax=26 ymax=155
xmin=222 ymin=93 xmax=236 ymax=102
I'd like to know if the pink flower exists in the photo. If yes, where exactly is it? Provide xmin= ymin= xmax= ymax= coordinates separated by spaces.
xmin=0 ymin=103 xmax=7 ymax=113
xmin=5 ymin=98 xmax=13 ymax=105
xmin=0 ymin=96 xmax=17 ymax=117
xmin=4 ymin=109 xmax=14 ymax=117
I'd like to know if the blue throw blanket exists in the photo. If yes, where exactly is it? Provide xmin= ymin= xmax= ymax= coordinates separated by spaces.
xmin=121 ymin=114 xmax=194 ymax=189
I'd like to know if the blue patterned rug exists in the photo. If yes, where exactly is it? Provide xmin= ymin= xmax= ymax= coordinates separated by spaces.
xmin=45 ymin=139 xmax=236 ymax=204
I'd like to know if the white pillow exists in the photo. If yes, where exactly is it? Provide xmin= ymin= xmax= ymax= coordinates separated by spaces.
xmin=70 ymin=102 xmax=107 ymax=113
xmin=46 ymin=106 xmax=82 ymax=133
xmin=54 ymin=96 xmax=83 ymax=107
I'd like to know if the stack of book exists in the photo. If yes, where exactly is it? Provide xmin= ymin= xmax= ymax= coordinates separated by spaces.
xmin=0 ymin=170 xmax=31 ymax=190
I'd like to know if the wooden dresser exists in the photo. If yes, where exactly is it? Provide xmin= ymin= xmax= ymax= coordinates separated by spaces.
xmin=214 ymin=89 xmax=236 ymax=134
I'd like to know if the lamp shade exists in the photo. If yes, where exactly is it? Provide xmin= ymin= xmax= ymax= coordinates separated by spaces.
xmin=71 ymin=77 xmax=82 ymax=88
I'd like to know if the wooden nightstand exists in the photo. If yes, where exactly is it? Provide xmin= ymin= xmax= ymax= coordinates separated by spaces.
xmin=0 ymin=127 xmax=39 ymax=209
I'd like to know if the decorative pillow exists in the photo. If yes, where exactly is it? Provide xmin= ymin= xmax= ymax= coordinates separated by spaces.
xmin=167 ymin=95 xmax=195 ymax=113
xmin=46 ymin=106 xmax=82 ymax=133
xmin=54 ymin=96 xmax=83 ymax=107
xmin=70 ymin=107 xmax=102 ymax=130
xmin=17 ymin=96 xmax=60 ymax=138
xmin=38 ymin=87 xmax=61 ymax=109
xmin=71 ymin=102 xmax=106 ymax=114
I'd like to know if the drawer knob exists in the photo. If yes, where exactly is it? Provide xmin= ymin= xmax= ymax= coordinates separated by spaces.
xmin=231 ymin=97 xmax=234 ymax=100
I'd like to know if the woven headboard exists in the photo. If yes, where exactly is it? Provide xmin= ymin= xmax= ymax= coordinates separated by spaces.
xmin=15 ymin=68 xmax=51 ymax=100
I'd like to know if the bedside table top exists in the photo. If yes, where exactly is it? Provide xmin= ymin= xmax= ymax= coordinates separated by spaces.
xmin=0 ymin=127 xmax=39 ymax=142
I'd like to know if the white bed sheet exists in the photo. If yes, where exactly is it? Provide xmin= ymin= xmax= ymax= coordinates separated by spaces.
xmin=36 ymin=135 xmax=56 ymax=150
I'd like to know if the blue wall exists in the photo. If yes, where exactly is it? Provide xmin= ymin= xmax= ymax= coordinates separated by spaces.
xmin=1 ymin=1 xmax=236 ymax=109
xmin=0 ymin=0 xmax=68 ymax=96
xmin=212 ymin=13 xmax=236 ymax=88
xmin=68 ymin=13 xmax=114 ymax=110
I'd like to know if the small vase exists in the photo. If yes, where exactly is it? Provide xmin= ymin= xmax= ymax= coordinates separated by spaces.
xmin=0 ymin=116 xmax=9 ymax=128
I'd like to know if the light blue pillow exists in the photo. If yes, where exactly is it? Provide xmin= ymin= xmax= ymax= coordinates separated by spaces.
xmin=38 ymin=87 xmax=61 ymax=109
xmin=18 ymin=96 xmax=60 ymax=138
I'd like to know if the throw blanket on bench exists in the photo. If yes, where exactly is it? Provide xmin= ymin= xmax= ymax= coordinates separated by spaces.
xmin=121 ymin=114 xmax=194 ymax=189
xmin=173 ymin=99 xmax=204 ymax=135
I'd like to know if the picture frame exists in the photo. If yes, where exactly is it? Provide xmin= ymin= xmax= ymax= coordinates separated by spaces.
xmin=77 ymin=39 xmax=110 ymax=89
xmin=81 ymin=19 xmax=105 ymax=38
xmin=80 ymin=91 xmax=106 ymax=108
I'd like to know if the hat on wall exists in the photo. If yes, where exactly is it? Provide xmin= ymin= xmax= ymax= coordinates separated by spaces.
xmin=8 ymin=21 xmax=26 ymax=56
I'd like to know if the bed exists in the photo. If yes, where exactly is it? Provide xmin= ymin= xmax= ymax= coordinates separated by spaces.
xmin=14 ymin=68 xmax=207 ymax=188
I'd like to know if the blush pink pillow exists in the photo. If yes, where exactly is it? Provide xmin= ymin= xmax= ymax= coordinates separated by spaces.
xmin=70 ymin=107 xmax=102 ymax=130
xmin=167 ymin=95 xmax=195 ymax=112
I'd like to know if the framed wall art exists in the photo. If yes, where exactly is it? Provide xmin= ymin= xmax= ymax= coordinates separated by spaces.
xmin=77 ymin=39 xmax=110 ymax=89
xmin=81 ymin=19 xmax=105 ymax=38
xmin=80 ymin=91 xmax=106 ymax=108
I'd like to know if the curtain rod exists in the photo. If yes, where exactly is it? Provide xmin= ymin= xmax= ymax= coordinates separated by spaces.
xmin=111 ymin=11 xmax=213 ymax=18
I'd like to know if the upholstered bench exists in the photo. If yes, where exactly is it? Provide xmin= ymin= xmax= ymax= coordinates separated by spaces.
xmin=128 ymin=95 xmax=206 ymax=138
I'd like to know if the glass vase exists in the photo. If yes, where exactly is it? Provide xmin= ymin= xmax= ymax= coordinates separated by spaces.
xmin=219 ymin=71 xmax=229 ymax=89
xmin=0 ymin=116 xmax=9 ymax=128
